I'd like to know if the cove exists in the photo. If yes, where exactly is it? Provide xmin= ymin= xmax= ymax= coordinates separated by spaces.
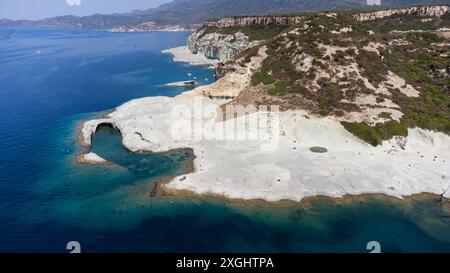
xmin=89 ymin=124 xmax=194 ymax=179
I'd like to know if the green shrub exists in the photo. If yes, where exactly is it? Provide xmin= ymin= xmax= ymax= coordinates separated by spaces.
xmin=406 ymin=32 xmax=444 ymax=45
xmin=241 ymin=46 xmax=260 ymax=63
xmin=378 ymin=112 xmax=392 ymax=119
xmin=378 ymin=121 xmax=408 ymax=139
xmin=269 ymin=81 xmax=288 ymax=96
xmin=334 ymin=110 xmax=345 ymax=117
xmin=356 ymin=50 xmax=387 ymax=86
xmin=342 ymin=121 xmax=409 ymax=146
xmin=291 ymin=85 xmax=308 ymax=95
xmin=310 ymin=146 xmax=328 ymax=153
xmin=251 ymin=72 xmax=276 ymax=86
xmin=342 ymin=122 xmax=383 ymax=146
xmin=444 ymin=79 xmax=450 ymax=89
xmin=376 ymin=97 xmax=385 ymax=103
xmin=326 ymin=84 xmax=344 ymax=100
xmin=319 ymin=109 xmax=329 ymax=116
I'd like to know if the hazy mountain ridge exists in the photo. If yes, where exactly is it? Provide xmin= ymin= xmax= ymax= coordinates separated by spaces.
xmin=2 ymin=0 xmax=450 ymax=29
xmin=0 ymin=11 xmax=157 ymax=29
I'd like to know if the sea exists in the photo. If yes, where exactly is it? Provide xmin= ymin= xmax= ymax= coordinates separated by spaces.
xmin=1 ymin=28 xmax=450 ymax=253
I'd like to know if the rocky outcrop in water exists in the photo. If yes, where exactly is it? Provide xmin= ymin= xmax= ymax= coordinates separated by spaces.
xmin=355 ymin=5 xmax=450 ymax=21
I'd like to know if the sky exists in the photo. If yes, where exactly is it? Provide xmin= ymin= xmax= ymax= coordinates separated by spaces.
xmin=0 ymin=0 xmax=172 ymax=20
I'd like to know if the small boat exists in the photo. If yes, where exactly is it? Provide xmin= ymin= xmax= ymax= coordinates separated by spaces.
xmin=183 ymin=81 xmax=197 ymax=86
xmin=179 ymin=176 xmax=187 ymax=181
xmin=164 ymin=80 xmax=198 ymax=87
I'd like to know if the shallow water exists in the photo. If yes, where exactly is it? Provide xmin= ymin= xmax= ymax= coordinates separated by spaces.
xmin=1 ymin=28 xmax=450 ymax=253
xmin=90 ymin=124 xmax=193 ymax=178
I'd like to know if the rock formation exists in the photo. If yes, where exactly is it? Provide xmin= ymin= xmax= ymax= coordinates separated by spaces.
xmin=187 ymin=30 xmax=259 ymax=61
xmin=354 ymin=5 xmax=450 ymax=21
xmin=186 ymin=5 xmax=450 ymax=64
xmin=186 ymin=15 xmax=304 ymax=61
xmin=204 ymin=16 xmax=303 ymax=28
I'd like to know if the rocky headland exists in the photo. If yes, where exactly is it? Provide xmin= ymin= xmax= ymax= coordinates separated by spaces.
xmin=81 ymin=6 xmax=450 ymax=203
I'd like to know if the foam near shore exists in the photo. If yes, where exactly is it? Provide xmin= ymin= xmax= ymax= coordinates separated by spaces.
xmin=80 ymin=46 xmax=450 ymax=203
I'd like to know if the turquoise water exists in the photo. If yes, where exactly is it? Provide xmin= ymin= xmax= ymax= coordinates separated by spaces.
xmin=1 ymin=28 xmax=450 ymax=253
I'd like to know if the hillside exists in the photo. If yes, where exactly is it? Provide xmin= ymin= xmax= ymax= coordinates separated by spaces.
xmin=80 ymin=5 xmax=450 ymax=204
xmin=188 ymin=5 xmax=450 ymax=146
xmin=2 ymin=0 xmax=450 ymax=29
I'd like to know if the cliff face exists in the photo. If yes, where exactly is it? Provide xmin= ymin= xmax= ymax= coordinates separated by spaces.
xmin=187 ymin=29 xmax=259 ymax=61
xmin=187 ymin=5 xmax=450 ymax=62
xmin=355 ymin=5 xmax=450 ymax=21
xmin=111 ymin=21 xmax=195 ymax=32
xmin=186 ymin=16 xmax=302 ymax=61
xmin=204 ymin=16 xmax=303 ymax=28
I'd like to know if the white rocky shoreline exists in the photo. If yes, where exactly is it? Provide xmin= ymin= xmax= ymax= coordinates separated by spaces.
xmin=78 ymin=45 xmax=450 ymax=203
xmin=162 ymin=46 xmax=220 ymax=67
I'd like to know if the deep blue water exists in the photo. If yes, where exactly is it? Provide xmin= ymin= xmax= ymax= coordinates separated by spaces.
xmin=1 ymin=28 xmax=450 ymax=253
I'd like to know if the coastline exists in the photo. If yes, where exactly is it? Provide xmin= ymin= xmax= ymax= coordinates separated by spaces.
xmin=162 ymin=46 xmax=220 ymax=68
xmin=159 ymin=182 xmax=449 ymax=210
xmin=77 ymin=44 xmax=450 ymax=205
xmin=110 ymin=29 xmax=194 ymax=33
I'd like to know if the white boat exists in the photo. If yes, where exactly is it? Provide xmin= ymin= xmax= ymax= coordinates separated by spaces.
xmin=163 ymin=80 xmax=198 ymax=87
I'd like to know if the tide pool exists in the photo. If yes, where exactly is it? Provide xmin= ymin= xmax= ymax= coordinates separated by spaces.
xmin=1 ymin=28 xmax=450 ymax=253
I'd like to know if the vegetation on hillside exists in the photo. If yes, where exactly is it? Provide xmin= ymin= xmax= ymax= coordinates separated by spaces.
xmin=200 ymin=25 xmax=291 ymax=41
xmin=230 ymin=11 xmax=450 ymax=146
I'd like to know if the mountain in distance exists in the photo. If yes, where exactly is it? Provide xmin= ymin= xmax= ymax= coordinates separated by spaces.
xmin=1 ymin=0 xmax=450 ymax=29
xmin=0 ymin=10 xmax=158 ymax=29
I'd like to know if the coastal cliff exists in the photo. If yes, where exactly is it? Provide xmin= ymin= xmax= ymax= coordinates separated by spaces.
xmin=111 ymin=21 xmax=196 ymax=32
xmin=204 ymin=16 xmax=303 ymax=28
xmin=186 ymin=15 xmax=303 ymax=61
xmin=186 ymin=5 xmax=450 ymax=64
xmin=355 ymin=5 xmax=450 ymax=21
xmin=187 ymin=29 xmax=260 ymax=61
